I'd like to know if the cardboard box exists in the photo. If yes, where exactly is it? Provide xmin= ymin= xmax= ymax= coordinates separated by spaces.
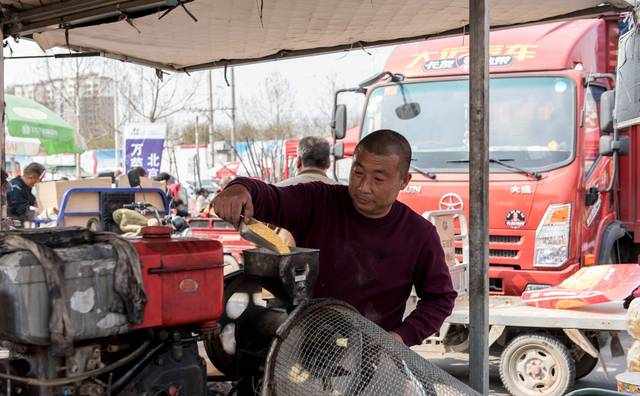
xmin=36 ymin=177 xmax=113 ymax=212
xmin=115 ymin=175 xmax=163 ymax=189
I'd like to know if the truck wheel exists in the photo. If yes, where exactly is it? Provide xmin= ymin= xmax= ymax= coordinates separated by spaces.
xmin=500 ymin=334 xmax=575 ymax=396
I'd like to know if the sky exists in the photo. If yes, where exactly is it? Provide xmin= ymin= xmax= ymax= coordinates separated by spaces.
xmin=3 ymin=37 xmax=396 ymax=130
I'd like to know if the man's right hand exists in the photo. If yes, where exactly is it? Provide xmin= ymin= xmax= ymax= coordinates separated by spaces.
xmin=212 ymin=184 xmax=254 ymax=227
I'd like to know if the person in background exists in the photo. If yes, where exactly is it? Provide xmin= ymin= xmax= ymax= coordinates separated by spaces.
xmin=195 ymin=188 xmax=210 ymax=214
xmin=153 ymin=172 xmax=171 ymax=189
xmin=274 ymin=136 xmax=337 ymax=245
xmin=153 ymin=172 xmax=184 ymax=204
xmin=277 ymin=136 xmax=337 ymax=187
xmin=1 ymin=169 xmax=9 ymax=229
xmin=7 ymin=162 xmax=45 ymax=224
xmin=127 ymin=166 xmax=147 ymax=187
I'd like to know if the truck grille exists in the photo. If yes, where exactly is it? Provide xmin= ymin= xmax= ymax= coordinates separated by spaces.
xmin=490 ymin=249 xmax=518 ymax=258
xmin=489 ymin=235 xmax=521 ymax=243
xmin=455 ymin=247 xmax=518 ymax=258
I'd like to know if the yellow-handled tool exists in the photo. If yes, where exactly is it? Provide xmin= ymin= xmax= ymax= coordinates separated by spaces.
xmin=238 ymin=207 xmax=290 ymax=254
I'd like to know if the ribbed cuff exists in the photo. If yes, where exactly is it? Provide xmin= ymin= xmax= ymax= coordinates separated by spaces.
xmin=393 ymin=324 xmax=420 ymax=347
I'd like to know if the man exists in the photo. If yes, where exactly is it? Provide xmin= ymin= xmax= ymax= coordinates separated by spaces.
xmin=214 ymin=129 xmax=456 ymax=346
xmin=153 ymin=172 xmax=183 ymax=204
xmin=195 ymin=188 xmax=210 ymax=214
xmin=7 ymin=162 xmax=45 ymax=223
xmin=275 ymin=136 xmax=337 ymax=246
xmin=277 ymin=136 xmax=337 ymax=187
xmin=127 ymin=166 xmax=147 ymax=187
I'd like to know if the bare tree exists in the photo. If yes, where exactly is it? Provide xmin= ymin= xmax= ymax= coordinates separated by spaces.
xmin=28 ymin=56 xmax=117 ymax=149
xmin=227 ymin=72 xmax=300 ymax=182
xmin=117 ymin=65 xmax=202 ymax=124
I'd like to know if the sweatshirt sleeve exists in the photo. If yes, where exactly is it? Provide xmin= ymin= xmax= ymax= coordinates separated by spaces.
xmin=395 ymin=227 xmax=458 ymax=346
xmin=227 ymin=177 xmax=327 ymax=240
xmin=6 ymin=182 xmax=28 ymax=217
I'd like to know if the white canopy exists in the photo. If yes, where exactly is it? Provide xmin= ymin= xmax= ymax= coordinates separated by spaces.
xmin=0 ymin=0 xmax=634 ymax=71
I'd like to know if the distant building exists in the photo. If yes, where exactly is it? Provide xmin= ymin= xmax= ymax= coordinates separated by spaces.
xmin=7 ymin=74 xmax=116 ymax=149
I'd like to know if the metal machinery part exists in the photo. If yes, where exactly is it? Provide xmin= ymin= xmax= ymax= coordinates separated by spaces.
xmin=0 ymin=227 xmax=224 ymax=395
xmin=205 ymin=248 xmax=319 ymax=388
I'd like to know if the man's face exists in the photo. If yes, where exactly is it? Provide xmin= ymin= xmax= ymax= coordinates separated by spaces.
xmin=23 ymin=172 xmax=43 ymax=188
xmin=348 ymin=149 xmax=411 ymax=218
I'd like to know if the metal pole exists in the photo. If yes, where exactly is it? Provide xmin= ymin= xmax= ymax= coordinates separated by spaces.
xmin=469 ymin=0 xmax=490 ymax=393
xmin=230 ymin=67 xmax=236 ymax=161
xmin=195 ymin=115 xmax=201 ymax=188
xmin=75 ymin=82 xmax=81 ymax=179
xmin=208 ymin=69 xmax=215 ymax=167
xmin=114 ymin=78 xmax=120 ymax=174
xmin=0 ymin=30 xmax=6 ymax=230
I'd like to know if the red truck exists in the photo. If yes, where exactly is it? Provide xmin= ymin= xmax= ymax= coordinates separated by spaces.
xmin=333 ymin=15 xmax=634 ymax=296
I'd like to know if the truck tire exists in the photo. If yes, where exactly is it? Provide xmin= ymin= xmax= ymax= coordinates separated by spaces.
xmin=499 ymin=334 xmax=575 ymax=396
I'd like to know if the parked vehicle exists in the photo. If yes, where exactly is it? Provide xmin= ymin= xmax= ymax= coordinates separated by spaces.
xmin=333 ymin=15 xmax=629 ymax=296
xmin=188 ymin=216 xmax=253 ymax=273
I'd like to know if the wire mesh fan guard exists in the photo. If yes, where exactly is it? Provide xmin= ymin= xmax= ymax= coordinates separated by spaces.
xmin=262 ymin=299 xmax=479 ymax=396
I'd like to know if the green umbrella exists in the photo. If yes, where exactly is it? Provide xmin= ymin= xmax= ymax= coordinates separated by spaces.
xmin=4 ymin=94 xmax=80 ymax=155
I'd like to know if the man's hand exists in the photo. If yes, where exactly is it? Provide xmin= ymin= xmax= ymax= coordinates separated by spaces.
xmin=390 ymin=332 xmax=404 ymax=344
xmin=213 ymin=184 xmax=254 ymax=227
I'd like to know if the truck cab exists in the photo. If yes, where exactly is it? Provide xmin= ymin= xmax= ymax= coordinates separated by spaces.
xmin=334 ymin=17 xmax=627 ymax=295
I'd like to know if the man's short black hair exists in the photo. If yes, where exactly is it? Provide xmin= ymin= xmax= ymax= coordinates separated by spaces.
xmin=153 ymin=172 xmax=171 ymax=182
xmin=298 ymin=136 xmax=331 ymax=169
xmin=127 ymin=166 xmax=147 ymax=187
xmin=355 ymin=129 xmax=412 ymax=174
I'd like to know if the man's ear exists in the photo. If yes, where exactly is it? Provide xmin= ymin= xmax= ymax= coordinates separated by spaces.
xmin=400 ymin=172 xmax=412 ymax=190
xmin=296 ymin=157 xmax=302 ymax=170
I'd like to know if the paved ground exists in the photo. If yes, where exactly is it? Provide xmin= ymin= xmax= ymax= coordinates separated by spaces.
xmin=415 ymin=334 xmax=631 ymax=395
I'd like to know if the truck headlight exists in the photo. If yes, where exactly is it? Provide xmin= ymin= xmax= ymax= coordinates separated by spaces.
xmin=534 ymin=204 xmax=571 ymax=268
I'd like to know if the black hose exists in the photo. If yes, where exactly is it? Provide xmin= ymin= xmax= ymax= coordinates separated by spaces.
xmin=0 ymin=340 xmax=151 ymax=387
xmin=110 ymin=342 xmax=166 ymax=393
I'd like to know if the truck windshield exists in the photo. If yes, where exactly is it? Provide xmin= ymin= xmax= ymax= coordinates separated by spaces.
xmin=362 ymin=77 xmax=575 ymax=172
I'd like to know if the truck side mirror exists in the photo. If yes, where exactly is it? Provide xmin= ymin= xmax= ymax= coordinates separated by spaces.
xmin=599 ymin=90 xmax=615 ymax=134
xmin=332 ymin=104 xmax=347 ymax=140
xmin=333 ymin=141 xmax=344 ymax=160
xmin=599 ymin=135 xmax=630 ymax=157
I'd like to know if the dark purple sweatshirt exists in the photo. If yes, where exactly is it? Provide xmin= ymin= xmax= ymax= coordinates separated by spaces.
xmin=230 ymin=177 xmax=457 ymax=346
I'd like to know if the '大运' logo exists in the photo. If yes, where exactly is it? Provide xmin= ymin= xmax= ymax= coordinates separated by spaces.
xmin=505 ymin=210 xmax=526 ymax=229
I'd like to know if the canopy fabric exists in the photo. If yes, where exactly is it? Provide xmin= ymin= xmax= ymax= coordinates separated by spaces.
xmin=4 ymin=95 xmax=79 ymax=155
xmin=0 ymin=0 xmax=631 ymax=72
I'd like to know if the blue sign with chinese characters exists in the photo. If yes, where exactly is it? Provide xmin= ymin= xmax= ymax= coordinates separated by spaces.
xmin=123 ymin=123 xmax=166 ymax=178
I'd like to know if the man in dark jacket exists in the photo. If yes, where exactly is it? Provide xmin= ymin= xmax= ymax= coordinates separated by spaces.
xmin=7 ymin=162 xmax=45 ymax=222
xmin=214 ymin=130 xmax=456 ymax=346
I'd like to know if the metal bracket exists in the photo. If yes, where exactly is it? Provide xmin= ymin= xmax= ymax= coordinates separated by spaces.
xmin=563 ymin=328 xmax=599 ymax=358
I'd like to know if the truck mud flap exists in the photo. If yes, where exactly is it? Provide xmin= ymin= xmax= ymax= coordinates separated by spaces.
xmin=598 ymin=221 xmax=626 ymax=264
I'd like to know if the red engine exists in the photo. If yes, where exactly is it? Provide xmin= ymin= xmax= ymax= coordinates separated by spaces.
xmin=133 ymin=226 xmax=224 ymax=329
